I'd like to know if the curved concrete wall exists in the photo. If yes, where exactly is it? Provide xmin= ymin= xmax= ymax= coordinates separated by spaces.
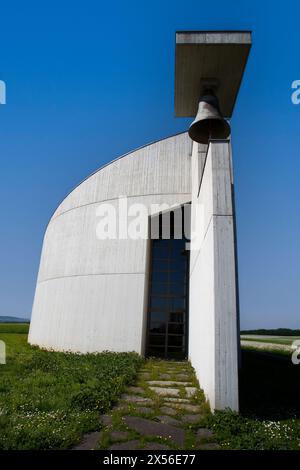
xmin=29 ymin=132 xmax=191 ymax=353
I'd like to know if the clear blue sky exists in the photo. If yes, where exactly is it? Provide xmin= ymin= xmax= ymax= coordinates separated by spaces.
xmin=0 ymin=0 xmax=299 ymax=329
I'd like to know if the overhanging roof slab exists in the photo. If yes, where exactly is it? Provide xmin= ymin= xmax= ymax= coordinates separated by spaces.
xmin=175 ymin=31 xmax=252 ymax=118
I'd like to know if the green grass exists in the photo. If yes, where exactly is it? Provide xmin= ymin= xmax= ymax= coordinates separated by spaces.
xmin=0 ymin=327 xmax=143 ymax=450
xmin=0 ymin=323 xmax=30 ymax=334
xmin=1 ymin=324 xmax=300 ymax=450
xmin=241 ymin=335 xmax=300 ymax=346
xmin=203 ymin=349 xmax=300 ymax=450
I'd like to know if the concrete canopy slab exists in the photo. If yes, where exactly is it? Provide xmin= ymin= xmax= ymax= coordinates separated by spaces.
xmin=175 ymin=31 xmax=252 ymax=117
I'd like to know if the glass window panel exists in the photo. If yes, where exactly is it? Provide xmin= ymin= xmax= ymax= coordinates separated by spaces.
xmin=154 ymin=239 xmax=170 ymax=249
xmin=151 ymin=297 xmax=170 ymax=309
xmin=169 ymin=270 xmax=184 ymax=282
xmin=168 ymin=324 xmax=184 ymax=335
xmin=167 ymin=350 xmax=185 ymax=359
xmin=152 ymin=246 xmax=169 ymax=258
xmin=170 ymin=257 xmax=186 ymax=271
xmin=151 ymin=282 xmax=169 ymax=295
xmin=169 ymin=312 xmax=184 ymax=323
xmin=150 ymin=322 xmax=166 ymax=334
xmin=169 ymin=283 xmax=186 ymax=295
xmin=152 ymin=258 xmax=169 ymax=271
xmin=150 ymin=311 xmax=166 ymax=322
xmin=172 ymin=298 xmax=185 ymax=310
xmin=151 ymin=270 xmax=169 ymax=282
xmin=149 ymin=334 xmax=165 ymax=346
xmin=168 ymin=335 xmax=183 ymax=347
xmin=147 ymin=347 xmax=164 ymax=357
xmin=171 ymin=239 xmax=185 ymax=255
xmin=147 ymin=210 xmax=189 ymax=360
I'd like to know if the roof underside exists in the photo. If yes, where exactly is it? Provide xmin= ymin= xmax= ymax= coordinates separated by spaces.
xmin=175 ymin=31 xmax=252 ymax=118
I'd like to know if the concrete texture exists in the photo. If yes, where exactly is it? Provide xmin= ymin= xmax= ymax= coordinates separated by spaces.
xmin=29 ymin=132 xmax=191 ymax=353
xmin=175 ymin=31 xmax=252 ymax=117
xmin=189 ymin=140 xmax=239 ymax=411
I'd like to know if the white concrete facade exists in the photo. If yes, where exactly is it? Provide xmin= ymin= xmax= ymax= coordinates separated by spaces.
xmin=29 ymin=131 xmax=239 ymax=411
xmin=189 ymin=140 xmax=239 ymax=411
xmin=29 ymin=132 xmax=191 ymax=354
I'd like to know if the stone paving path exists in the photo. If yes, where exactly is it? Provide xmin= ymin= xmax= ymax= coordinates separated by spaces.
xmin=74 ymin=359 xmax=220 ymax=450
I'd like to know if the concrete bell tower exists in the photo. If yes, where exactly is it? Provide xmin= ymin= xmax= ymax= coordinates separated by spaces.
xmin=175 ymin=31 xmax=252 ymax=410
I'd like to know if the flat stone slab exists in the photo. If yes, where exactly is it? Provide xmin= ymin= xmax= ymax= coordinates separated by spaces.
xmin=144 ymin=442 xmax=171 ymax=450
xmin=159 ymin=406 xmax=178 ymax=416
xmin=121 ymin=394 xmax=153 ymax=404
xmin=185 ymin=387 xmax=198 ymax=398
xmin=127 ymin=386 xmax=145 ymax=394
xmin=156 ymin=415 xmax=182 ymax=427
xmin=110 ymin=431 xmax=130 ymax=442
xmin=168 ymin=403 xmax=201 ymax=412
xmin=73 ymin=431 xmax=101 ymax=450
xmin=109 ymin=440 xmax=140 ymax=450
xmin=181 ymin=414 xmax=203 ymax=424
xmin=196 ymin=428 xmax=215 ymax=440
xmin=198 ymin=443 xmax=220 ymax=450
xmin=147 ymin=381 xmax=191 ymax=386
xmin=158 ymin=374 xmax=171 ymax=379
xmin=164 ymin=397 xmax=189 ymax=403
xmin=124 ymin=416 xmax=185 ymax=446
xmin=100 ymin=414 xmax=113 ymax=426
xmin=176 ymin=374 xmax=189 ymax=380
xmin=136 ymin=407 xmax=154 ymax=415
xmin=149 ymin=387 xmax=180 ymax=397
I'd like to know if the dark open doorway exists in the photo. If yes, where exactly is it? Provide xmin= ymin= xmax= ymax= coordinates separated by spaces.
xmin=146 ymin=207 xmax=190 ymax=359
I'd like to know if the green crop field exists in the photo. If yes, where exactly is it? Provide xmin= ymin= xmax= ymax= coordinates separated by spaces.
xmin=0 ymin=323 xmax=30 ymax=334
xmin=241 ymin=335 xmax=300 ymax=346
xmin=0 ymin=324 xmax=143 ymax=450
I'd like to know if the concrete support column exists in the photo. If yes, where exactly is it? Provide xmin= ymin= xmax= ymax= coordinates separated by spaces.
xmin=189 ymin=139 xmax=239 ymax=411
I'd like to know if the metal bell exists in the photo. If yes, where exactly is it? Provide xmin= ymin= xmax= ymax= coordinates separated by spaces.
xmin=188 ymin=93 xmax=231 ymax=144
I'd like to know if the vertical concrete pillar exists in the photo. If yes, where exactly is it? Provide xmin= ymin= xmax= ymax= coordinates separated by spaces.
xmin=189 ymin=139 xmax=239 ymax=411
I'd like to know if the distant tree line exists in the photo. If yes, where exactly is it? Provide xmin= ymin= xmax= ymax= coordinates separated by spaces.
xmin=241 ymin=328 xmax=300 ymax=336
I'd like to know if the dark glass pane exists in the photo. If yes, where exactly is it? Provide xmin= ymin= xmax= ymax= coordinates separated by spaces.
xmin=151 ymin=282 xmax=169 ymax=295
xmin=150 ymin=322 xmax=166 ymax=334
xmin=169 ymin=283 xmax=186 ymax=295
xmin=147 ymin=208 xmax=189 ymax=360
xmin=149 ymin=334 xmax=165 ymax=346
xmin=152 ymin=245 xmax=169 ymax=258
xmin=151 ymin=270 xmax=169 ymax=282
xmin=168 ymin=324 xmax=184 ymax=335
xmin=150 ymin=311 xmax=166 ymax=322
xmin=171 ymin=298 xmax=185 ymax=310
xmin=169 ymin=312 xmax=184 ymax=323
xmin=168 ymin=335 xmax=183 ymax=347
xmin=169 ymin=271 xmax=184 ymax=282
xmin=152 ymin=258 xmax=169 ymax=271
xmin=170 ymin=257 xmax=186 ymax=271
xmin=167 ymin=349 xmax=185 ymax=359
xmin=155 ymin=239 xmax=170 ymax=249
xmin=147 ymin=346 xmax=164 ymax=357
xmin=171 ymin=238 xmax=185 ymax=252
xmin=151 ymin=297 xmax=170 ymax=309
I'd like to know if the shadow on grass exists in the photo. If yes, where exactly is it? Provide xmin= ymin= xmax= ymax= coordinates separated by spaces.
xmin=239 ymin=349 xmax=300 ymax=420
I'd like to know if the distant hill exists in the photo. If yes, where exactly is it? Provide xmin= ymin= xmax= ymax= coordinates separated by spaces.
xmin=0 ymin=316 xmax=30 ymax=323
xmin=241 ymin=328 xmax=300 ymax=336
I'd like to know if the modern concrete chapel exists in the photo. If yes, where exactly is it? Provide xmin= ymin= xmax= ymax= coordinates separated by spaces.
xmin=29 ymin=31 xmax=252 ymax=411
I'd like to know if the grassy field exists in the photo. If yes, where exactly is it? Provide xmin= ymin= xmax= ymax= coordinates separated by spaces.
xmin=0 ymin=324 xmax=143 ymax=450
xmin=241 ymin=335 xmax=300 ymax=346
xmin=205 ymin=349 xmax=300 ymax=449
xmin=0 ymin=323 xmax=30 ymax=334
xmin=1 ymin=324 xmax=300 ymax=450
